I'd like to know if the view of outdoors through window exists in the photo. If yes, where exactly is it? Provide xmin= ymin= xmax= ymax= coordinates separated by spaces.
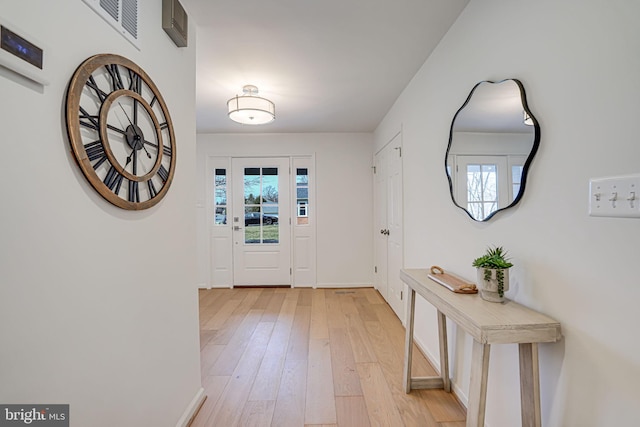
xmin=296 ymin=168 xmax=309 ymax=225
xmin=214 ymin=164 xmax=309 ymax=240
xmin=244 ymin=167 xmax=279 ymax=244
xmin=214 ymin=169 xmax=227 ymax=225
xmin=466 ymin=164 xmax=497 ymax=221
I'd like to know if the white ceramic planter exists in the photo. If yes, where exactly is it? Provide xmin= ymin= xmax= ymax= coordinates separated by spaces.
xmin=476 ymin=268 xmax=510 ymax=303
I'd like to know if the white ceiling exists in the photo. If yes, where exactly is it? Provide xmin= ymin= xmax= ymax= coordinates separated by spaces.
xmin=181 ymin=0 xmax=470 ymax=134
xmin=453 ymin=80 xmax=537 ymax=134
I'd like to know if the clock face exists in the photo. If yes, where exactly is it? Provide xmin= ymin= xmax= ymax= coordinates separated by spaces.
xmin=65 ymin=54 xmax=176 ymax=210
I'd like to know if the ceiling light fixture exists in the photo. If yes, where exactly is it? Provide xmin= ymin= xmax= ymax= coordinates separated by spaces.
xmin=227 ymin=85 xmax=275 ymax=125
xmin=523 ymin=110 xmax=534 ymax=126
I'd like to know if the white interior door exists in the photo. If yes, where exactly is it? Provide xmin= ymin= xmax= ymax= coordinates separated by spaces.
xmin=374 ymin=147 xmax=389 ymax=300
xmin=374 ymin=134 xmax=404 ymax=321
xmin=386 ymin=139 xmax=404 ymax=321
xmin=232 ymin=157 xmax=291 ymax=286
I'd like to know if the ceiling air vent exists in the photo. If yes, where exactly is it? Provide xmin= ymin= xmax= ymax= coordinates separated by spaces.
xmin=83 ymin=0 xmax=140 ymax=49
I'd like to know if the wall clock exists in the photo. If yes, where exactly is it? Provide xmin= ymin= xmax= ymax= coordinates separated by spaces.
xmin=65 ymin=53 xmax=176 ymax=210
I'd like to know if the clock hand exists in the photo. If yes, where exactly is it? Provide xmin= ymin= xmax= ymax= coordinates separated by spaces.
xmin=118 ymin=101 xmax=152 ymax=159
xmin=132 ymin=146 xmax=138 ymax=175
xmin=140 ymin=143 xmax=152 ymax=159
xmin=124 ymin=149 xmax=135 ymax=168
xmin=118 ymin=101 xmax=137 ymax=131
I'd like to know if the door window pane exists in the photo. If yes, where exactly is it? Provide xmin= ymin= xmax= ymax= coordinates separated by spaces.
xmin=214 ymin=169 xmax=227 ymax=225
xmin=244 ymin=167 xmax=279 ymax=244
xmin=296 ymin=168 xmax=309 ymax=225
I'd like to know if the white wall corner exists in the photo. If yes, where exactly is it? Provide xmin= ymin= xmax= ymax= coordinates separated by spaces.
xmin=175 ymin=387 xmax=206 ymax=427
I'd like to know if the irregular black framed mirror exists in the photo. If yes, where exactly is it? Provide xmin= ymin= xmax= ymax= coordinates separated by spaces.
xmin=445 ymin=79 xmax=540 ymax=221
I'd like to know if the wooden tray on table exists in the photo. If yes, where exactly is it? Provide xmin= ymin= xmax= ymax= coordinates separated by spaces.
xmin=426 ymin=266 xmax=477 ymax=294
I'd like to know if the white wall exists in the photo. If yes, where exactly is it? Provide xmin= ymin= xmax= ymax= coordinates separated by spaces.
xmin=196 ymin=133 xmax=374 ymax=288
xmin=376 ymin=1 xmax=640 ymax=426
xmin=0 ymin=2 xmax=201 ymax=426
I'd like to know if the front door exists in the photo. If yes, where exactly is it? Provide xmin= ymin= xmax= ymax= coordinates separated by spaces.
xmin=231 ymin=157 xmax=292 ymax=286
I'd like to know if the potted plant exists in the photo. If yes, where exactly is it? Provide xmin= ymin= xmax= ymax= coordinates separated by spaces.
xmin=472 ymin=246 xmax=513 ymax=303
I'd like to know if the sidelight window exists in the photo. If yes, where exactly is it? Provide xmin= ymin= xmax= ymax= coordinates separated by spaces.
xmin=214 ymin=168 xmax=227 ymax=225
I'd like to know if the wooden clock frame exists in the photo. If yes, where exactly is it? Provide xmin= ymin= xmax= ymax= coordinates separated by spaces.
xmin=65 ymin=53 xmax=176 ymax=210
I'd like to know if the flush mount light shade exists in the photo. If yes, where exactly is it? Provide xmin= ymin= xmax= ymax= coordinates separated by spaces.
xmin=523 ymin=110 xmax=534 ymax=126
xmin=227 ymin=85 xmax=275 ymax=125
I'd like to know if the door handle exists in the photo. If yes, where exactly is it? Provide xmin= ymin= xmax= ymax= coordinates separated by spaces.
xmin=380 ymin=229 xmax=389 ymax=235
xmin=234 ymin=226 xmax=243 ymax=231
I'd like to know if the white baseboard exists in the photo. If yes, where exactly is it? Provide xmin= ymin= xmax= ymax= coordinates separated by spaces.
xmin=196 ymin=283 xmax=210 ymax=289
xmin=175 ymin=387 xmax=206 ymax=427
xmin=315 ymin=283 xmax=373 ymax=289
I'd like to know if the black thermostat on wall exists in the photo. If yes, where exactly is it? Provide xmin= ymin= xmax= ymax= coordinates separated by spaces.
xmin=1 ymin=25 xmax=43 ymax=69
xmin=0 ymin=18 xmax=49 ymax=85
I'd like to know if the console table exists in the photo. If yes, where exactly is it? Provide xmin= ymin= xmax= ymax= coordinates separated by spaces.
xmin=400 ymin=268 xmax=561 ymax=427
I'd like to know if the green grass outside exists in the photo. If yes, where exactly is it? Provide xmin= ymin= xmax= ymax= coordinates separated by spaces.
xmin=244 ymin=224 xmax=279 ymax=243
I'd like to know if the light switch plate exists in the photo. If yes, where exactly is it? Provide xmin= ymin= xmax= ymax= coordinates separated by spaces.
xmin=589 ymin=174 xmax=640 ymax=218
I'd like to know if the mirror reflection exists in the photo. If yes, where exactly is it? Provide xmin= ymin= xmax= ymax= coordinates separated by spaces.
xmin=446 ymin=79 xmax=539 ymax=221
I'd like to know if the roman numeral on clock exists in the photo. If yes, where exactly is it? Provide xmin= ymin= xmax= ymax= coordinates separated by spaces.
xmin=104 ymin=166 xmax=124 ymax=194
xmin=105 ymin=64 xmax=124 ymax=91
xmin=84 ymin=140 xmax=108 ymax=169
xmin=128 ymin=70 xmax=142 ymax=94
xmin=158 ymin=165 xmax=169 ymax=182
xmin=128 ymin=180 xmax=139 ymax=203
xmin=79 ymin=107 xmax=100 ymax=131
xmin=148 ymin=180 xmax=158 ymax=198
xmin=86 ymin=75 xmax=108 ymax=102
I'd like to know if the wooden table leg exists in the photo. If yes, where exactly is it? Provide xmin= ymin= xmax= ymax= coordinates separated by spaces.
xmin=467 ymin=340 xmax=490 ymax=427
xmin=519 ymin=343 xmax=541 ymax=427
xmin=437 ymin=310 xmax=451 ymax=392
xmin=403 ymin=288 xmax=416 ymax=393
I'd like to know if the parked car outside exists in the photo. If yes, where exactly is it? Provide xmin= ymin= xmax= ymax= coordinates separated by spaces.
xmin=245 ymin=212 xmax=278 ymax=226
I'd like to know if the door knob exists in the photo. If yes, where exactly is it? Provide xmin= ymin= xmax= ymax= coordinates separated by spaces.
xmin=234 ymin=226 xmax=242 ymax=231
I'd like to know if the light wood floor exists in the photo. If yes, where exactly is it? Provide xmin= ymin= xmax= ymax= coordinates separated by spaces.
xmin=191 ymin=287 xmax=466 ymax=427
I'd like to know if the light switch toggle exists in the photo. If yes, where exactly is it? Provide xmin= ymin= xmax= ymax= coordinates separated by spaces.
xmin=627 ymin=191 xmax=636 ymax=208
xmin=589 ymin=174 xmax=640 ymax=218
